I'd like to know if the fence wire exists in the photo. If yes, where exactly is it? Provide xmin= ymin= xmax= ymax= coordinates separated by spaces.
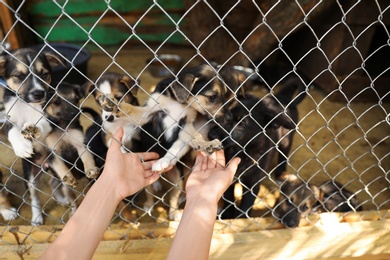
xmin=0 ymin=0 xmax=389 ymax=245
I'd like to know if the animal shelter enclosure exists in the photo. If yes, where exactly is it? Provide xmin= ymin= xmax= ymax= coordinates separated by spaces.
xmin=0 ymin=0 xmax=389 ymax=259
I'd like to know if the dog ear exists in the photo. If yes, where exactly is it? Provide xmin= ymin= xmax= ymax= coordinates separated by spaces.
xmin=81 ymin=81 xmax=95 ymax=97
xmin=261 ymin=98 xmax=296 ymax=129
xmin=170 ymin=74 xmax=198 ymax=103
xmin=73 ymin=84 xmax=85 ymax=100
xmin=120 ymin=75 xmax=139 ymax=96
xmin=311 ymin=185 xmax=324 ymax=202
xmin=43 ymin=51 xmax=67 ymax=69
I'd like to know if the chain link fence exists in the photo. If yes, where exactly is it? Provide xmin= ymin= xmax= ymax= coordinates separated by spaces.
xmin=0 ymin=0 xmax=389 ymax=247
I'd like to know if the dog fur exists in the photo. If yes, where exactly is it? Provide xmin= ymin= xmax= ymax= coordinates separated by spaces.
xmin=0 ymin=47 xmax=65 ymax=225
xmin=274 ymin=172 xmax=362 ymax=228
xmin=0 ymin=170 xmax=17 ymax=221
xmin=21 ymin=82 xmax=98 ymax=225
xmin=208 ymin=76 xmax=306 ymax=219
xmin=83 ymin=65 xmax=244 ymax=220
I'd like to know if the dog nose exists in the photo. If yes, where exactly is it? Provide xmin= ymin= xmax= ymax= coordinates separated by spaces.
xmin=31 ymin=90 xmax=46 ymax=102
xmin=106 ymin=115 xmax=114 ymax=122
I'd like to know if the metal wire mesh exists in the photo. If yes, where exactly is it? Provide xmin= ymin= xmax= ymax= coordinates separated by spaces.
xmin=0 ymin=0 xmax=389 ymax=247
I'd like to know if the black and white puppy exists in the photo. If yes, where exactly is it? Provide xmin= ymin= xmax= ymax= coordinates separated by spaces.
xmin=208 ymin=76 xmax=306 ymax=219
xmin=0 ymin=48 xmax=64 ymax=158
xmin=0 ymin=48 xmax=64 ymax=225
xmin=82 ymin=72 xmax=140 ymax=150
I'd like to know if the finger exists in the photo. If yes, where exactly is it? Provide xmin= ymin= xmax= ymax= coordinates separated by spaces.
xmin=136 ymin=152 xmax=160 ymax=162
xmin=207 ymin=152 xmax=217 ymax=169
xmin=108 ymin=127 xmax=124 ymax=152
xmin=214 ymin=149 xmax=226 ymax=167
xmin=226 ymin=157 xmax=241 ymax=179
xmin=193 ymin=152 xmax=206 ymax=171
xmin=144 ymin=171 xmax=161 ymax=186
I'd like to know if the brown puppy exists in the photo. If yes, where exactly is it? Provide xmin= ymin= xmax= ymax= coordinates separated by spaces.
xmin=274 ymin=172 xmax=361 ymax=228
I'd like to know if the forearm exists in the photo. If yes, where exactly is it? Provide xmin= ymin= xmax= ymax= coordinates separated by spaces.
xmin=167 ymin=198 xmax=218 ymax=260
xmin=40 ymin=173 xmax=121 ymax=260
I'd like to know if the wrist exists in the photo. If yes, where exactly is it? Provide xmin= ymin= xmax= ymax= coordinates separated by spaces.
xmin=95 ymin=170 xmax=123 ymax=204
xmin=184 ymin=195 xmax=219 ymax=212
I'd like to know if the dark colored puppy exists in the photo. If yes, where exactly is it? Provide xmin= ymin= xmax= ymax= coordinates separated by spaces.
xmin=82 ymin=107 xmax=107 ymax=169
xmin=274 ymin=172 xmax=362 ymax=228
xmin=208 ymin=77 xmax=305 ymax=219
xmin=273 ymin=172 xmax=322 ymax=228
xmin=45 ymin=82 xmax=100 ymax=186
xmin=316 ymin=180 xmax=362 ymax=213
xmin=0 ymin=47 xmax=64 ymax=225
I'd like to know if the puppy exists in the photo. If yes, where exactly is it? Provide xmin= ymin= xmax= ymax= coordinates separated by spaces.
xmin=0 ymin=170 xmax=18 ymax=221
xmin=43 ymin=82 xmax=99 ymax=218
xmin=274 ymin=172 xmax=362 ymax=228
xmin=86 ymin=65 xmax=244 ymax=220
xmin=102 ymin=64 xmax=245 ymax=172
xmin=0 ymin=47 xmax=64 ymax=225
xmin=208 ymin=76 xmax=305 ymax=219
xmin=21 ymin=82 xmax=99 ymax=224
xmin=45 ymin=82 xmax=100 ymax=186
xmin=0 ymin=48 xmax=64 ymax=158
xmin=273 ymin=172 xmax=322 ymax=228
xmin=82 ymin=72 xmax=140 ymax=149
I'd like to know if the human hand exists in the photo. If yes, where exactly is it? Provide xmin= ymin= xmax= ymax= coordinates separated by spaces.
xmin=101 ymin=127 xmax=161 ymax=201
xmin=185 ymin=150 xmax=240 ymax=204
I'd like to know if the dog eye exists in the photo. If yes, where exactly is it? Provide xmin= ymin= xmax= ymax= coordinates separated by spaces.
xmin=208 ymin=95 xmax=217 ymax=101
xmin=12 ymin=74 xmax=25 ymax=81
xmin=300 ymin=204 xmax=308 ymax=212
xmin=42 ymin=72 xmax=51 ymax=80
xmin=54 ymin=99 xmax=61 ymax=105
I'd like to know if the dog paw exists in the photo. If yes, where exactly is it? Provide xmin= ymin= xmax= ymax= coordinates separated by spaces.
xmin=152 ymin=181 xmax=163 ymax=192
xmin=85 ymin=167 xmax=100 ymax=179
xmin=168 ymin=208 xmax=183 ymax=221
xmin=152 ymin=158 xmax=172 ymax=172
xmin=31 ymin=209 xmax=44 ymax=226
xmin=0 ymin=207 xmax=18 ymax=221
xmin=143 ymin=202 xmax=154 ymax=214
xmin=62 ymin=174 xmax=78 ymax=188
xmin=190 ymin=138 xmax=223 ymax=154
xmin=21 ymin=123 xmax=41 ymax=140
xmin=99 ymin=95 xmax=118 ymax=112
xmin=206 ymin=139 xmax=223 ymax=154
xmin=12 ymin=136 xmax=34 ymax=158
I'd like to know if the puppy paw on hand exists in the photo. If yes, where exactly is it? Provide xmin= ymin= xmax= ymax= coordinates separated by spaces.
xmin=190 ymin=138 xmax=223 ymax=154
xmin=152 ymin=158 xmax=173 ymax=172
